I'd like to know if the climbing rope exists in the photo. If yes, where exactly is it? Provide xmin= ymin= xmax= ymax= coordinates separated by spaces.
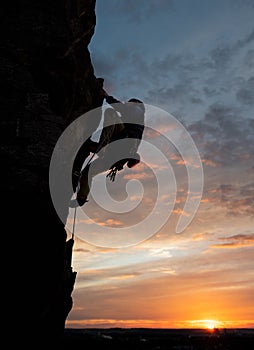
xmin=72 ymin=206 xmax=77 ymax=239
xmin=71 ymin=133 xmax=109 ymax=237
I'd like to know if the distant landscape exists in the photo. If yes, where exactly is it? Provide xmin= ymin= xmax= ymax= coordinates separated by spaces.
xmin=60 ymin=328 xmax=254 ymax=349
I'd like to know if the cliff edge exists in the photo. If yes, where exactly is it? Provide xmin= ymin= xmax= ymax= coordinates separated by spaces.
xmin=1 ymin=0 xmax=103 ymax=340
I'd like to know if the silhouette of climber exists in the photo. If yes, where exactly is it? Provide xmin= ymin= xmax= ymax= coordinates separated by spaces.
xmin=71 ymin=88 xmax=145 ymax=207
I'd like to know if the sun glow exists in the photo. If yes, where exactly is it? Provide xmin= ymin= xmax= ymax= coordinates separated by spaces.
xmin=205 ymin=320 xmax=216 ymax=330
xmin=189 ymin=319 xmax=221 ymax=330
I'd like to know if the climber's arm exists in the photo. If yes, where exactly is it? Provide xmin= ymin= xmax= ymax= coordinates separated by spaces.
xmin=105 ymin=95 xmax=120 ymax=104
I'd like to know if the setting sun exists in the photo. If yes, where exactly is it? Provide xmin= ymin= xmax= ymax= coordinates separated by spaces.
xmin=205 ymin=320 xmax=216 ymax=330
xmin=188 ymin=319 xmax=221 ymax=330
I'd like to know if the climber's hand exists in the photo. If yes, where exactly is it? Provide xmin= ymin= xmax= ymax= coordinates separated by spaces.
xmin=100 ymin=88 xmax=109 ymax=98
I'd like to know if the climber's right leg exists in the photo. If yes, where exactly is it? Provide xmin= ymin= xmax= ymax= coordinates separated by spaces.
xmin=76 ymin=156 xmax=111 ymax=206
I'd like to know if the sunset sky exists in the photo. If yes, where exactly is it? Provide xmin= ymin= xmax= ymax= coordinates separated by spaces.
xmin=65 ymin=0 xmax=254 ymax=329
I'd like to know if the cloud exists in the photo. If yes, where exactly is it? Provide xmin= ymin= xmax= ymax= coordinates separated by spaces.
xmin=244 ymin=48 xmax=254 ymax=68
xmin=74 ymin=265 xmax=143 ymax=288
xmin=144 ymin=30 xmax=254 ymax=109
xmin=201 ymin=158 xmax=217 ymax=167
xmin=198 ymin=181 xmax=254 ymax=218
xmin=74 ymin=247 xmax=92 ymax=253
xmin=191 ymin=231 xmax=215 ymax=241
xmin=109 ymin=0 xmax=173 ymax=23
xmin=68 ymin=224 xmax=254 ymax=327
xmin=208 ymin=28 xmax=254 ymax=71
xmin=172 ymin=208 xmax=191 ymax=217
xmin=123 ymin=171 xmax=154 ymax=180
xmin=101 ymin=219 xmax=124 ymax=227
xmin=211 ymin=233 xmax=254 ymax=249
xmin=236 ymin=76 xmax=254 ymax=105
xmin=73 ymin=244 xmax=185 ymax=287
xmin=110 ymin=273 xmax=138 ymax=280
xmin=149 ymin=248 xmax=172 ymax=258
xmin=120 ymin=28 xmax=254 ymax=120
xmin=91 ymin=0 xmax=254 ymax=124
xmin=219 ymin=182 xmax=254 ymax=216
xmin=78 ymin=217 xmax=124 ymax=227
xmin=69 ymin=261 xmax=254 ymax=325
xmin=188 ymin=103 xmax=254 ymax=166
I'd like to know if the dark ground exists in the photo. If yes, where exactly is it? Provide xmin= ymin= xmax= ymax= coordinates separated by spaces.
xmin=59 ymin=328 xmax=254 ymax=349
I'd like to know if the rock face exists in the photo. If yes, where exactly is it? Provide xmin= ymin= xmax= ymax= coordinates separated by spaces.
xmin=1 ymin=0 xmax=103 ymax=339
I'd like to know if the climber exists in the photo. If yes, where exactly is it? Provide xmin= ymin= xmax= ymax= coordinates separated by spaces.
xmin=71 ymin=88 xmax=145 ymax=207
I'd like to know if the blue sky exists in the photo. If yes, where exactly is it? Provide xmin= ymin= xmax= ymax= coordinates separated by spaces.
xmin=89 ymin=0 xmax=254 ymax=121
xmin=65 ymin=0 xmax=254 ymax=329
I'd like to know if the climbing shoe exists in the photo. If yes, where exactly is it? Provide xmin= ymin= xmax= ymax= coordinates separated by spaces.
xmin=127 ymin=153 xmax=140 ymax=168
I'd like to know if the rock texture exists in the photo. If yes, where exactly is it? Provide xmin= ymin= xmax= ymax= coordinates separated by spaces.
xmin=1 ymin=0 xmax=103 ymax=340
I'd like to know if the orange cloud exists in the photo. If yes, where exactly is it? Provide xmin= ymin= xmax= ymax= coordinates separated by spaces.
xmin=123 ymin=172 xmax=154 ymax=180
xmin=68 ymin=266 xmax=254 ymax=329
xmin=202 ymin=158 xmax=218 ymax=167
xmin=131 ymin=162 xmax=148 ymax=171
xmin=200 ymin=198 xmax=210 ymax=203
xmin=78 ymin=217 xmax=124 ymax=227
xmin=192 ymin=231 xmax=214 ymax=241
xmin=172 ymin=208 xmax=191 ymax=217
xmin=111 ymin=274 xmax=137 ymax=280
xmin=67 ymin=241 xmax=254 ymax=331
xmin=99 ymin=218 xmax=124 ymax=227
xmin=169 ymin=152 xmax=202 ymax=168
xmin=211 ymin=234 xmax=254 ymax=249
xmin=130 ymin=195 xmax=143 ymax=201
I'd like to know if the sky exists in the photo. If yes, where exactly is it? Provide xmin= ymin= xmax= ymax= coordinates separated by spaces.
xmin=65 ymin=0 xmax=254 ymax=329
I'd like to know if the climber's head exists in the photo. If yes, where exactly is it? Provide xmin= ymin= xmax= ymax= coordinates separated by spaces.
xmin=128 ymin=98 xmax=145 ymax=113
xmin=128 ymin=98 xmax=143 ymax=104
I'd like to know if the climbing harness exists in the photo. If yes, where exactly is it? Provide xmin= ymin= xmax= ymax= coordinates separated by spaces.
xmin=72 ymin=206 xmax=77 ymax=239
